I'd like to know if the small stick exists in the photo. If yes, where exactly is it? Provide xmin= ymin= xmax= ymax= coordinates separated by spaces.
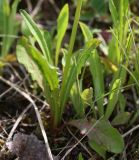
xmin=66 ymin=126 xmax=94 ymax=158
xmin=26 ymin=0 xmax=33 ymax=13
xmin=7 ymin=103 xmax=32 ymax=142
xmin=31 ymin=0 xmax=44 ymax=18
xmin=122 ymin=124 xmax=139 ymax=138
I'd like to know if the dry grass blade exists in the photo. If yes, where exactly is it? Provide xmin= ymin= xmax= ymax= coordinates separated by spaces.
xmin=122 ymin=124 xmax=139 ymax=138
xmin=66 ymin=126 xmax=94 ymax=158
xmin=31 ymin=0 xmax=44 ymax=18
xmin=7 ymin=103 xmax=32 ymax=142
xmin=0 ymin=76 xmax=54 ymax=160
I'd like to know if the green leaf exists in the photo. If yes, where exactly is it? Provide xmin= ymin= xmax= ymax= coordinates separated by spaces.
xmin=79 ymin=22 xmax=92 ymax=42
xmin=8 ymin=0 xmax=19 ymax=46
xmin=55 ymin=4 xmax=69 ymax=65
xmin=113 ymin=0 xmax=129 ymax=15
xmin=16 ymin=41 xmax=43 ymax=89
xmin=20 ymin=10 xmax=52 ymax=63
xmin=89 ymin=50 xmax=104 ymax=116
xmin=119 ymin=93 xmax=126 ymax=112
xmin=20 ymin=37 xmax=59 ymax=91
xmin=105 ymin=79 xmax=121 ymax=119
xmin=0 ymin=0 xmax=19 ymax=56
xmin=0 ymin=0 xmax=10 ymax=32
xmin=108 ymin=32 xmax=121 ymax=65
xmin=91 ymin=0 xmax=107 ymax=14
xmin=70 ymin=82 xmax=84 ymax=118
xmin=80 ymin=25 xmax=104 ymax=116
xmin=10 ymin=0 xmax=19 ymax=20
xmin=109 ymin=0 xmax=118 ymax=25
xmin=81 ymin=87 xmax=93 ymax=106
xmin=60 ymin=39 xmax=100 ymax=117
xmin=0 ymin=0 xmax=10 ymax=56
xmin=78 ymin=153 xmax=84 ymax=160
xmin=60 ymin=51 xmax=91 ymax=117
xmin=44 ymin=30 xmax=52 ymax=55
xmin=112 ymin=112 xmax=131 ymax=126
xmin=21 ymin=21 xmax=32 ymax=37
xmin=89 ymin=140 xmax=106 ymax=159
xmin=70 ymin=118 xmax=124 ymax=155
xmin=61 ymin=48 xmax=68 ymax=67
xmin=58 ymin=0 xmax=84 ymax=123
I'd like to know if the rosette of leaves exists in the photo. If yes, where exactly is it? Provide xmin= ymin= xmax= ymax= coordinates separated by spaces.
xmin=16 ymin=1 xmax=100 ymax=128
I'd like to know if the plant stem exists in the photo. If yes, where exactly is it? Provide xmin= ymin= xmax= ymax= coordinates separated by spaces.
xmin=59 ymin=0 xmax=83 ymax=124
xmin=68 ymin=0 xmax=83 ymax=56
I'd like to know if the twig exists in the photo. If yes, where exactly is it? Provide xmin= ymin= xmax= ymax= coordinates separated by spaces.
xmin=56 ymin=133 xmax=74 ymax=157
xmin=25 ymin=0 xmax=33 ymax=13
xmin=7 ymin=103 xmax=32 ymax=142
xmin=48 ymin=0 xmax=59 ymax=13
xmin=122 ymin=124 xmax=139 ymax=138
xmin=56 ymin=119 xmax=77 ymax=157
xmin=0 ymin=77 xmax=54 ymax=160
xmin=0 ymin=82 xmax=18 ymax=98
xmin=31 ymin=0 xmax=44 ymax=18
xmin=66 ymin=126 xmax=94 ymax=158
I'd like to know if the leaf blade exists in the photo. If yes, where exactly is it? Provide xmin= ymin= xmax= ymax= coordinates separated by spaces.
xmin=20 ymin=10 xmax=52 ymax=63
xmin=55 ymin=4 xmax=69 ymax=65
xmin=19 ymin=37 xmax=59 ymax=90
